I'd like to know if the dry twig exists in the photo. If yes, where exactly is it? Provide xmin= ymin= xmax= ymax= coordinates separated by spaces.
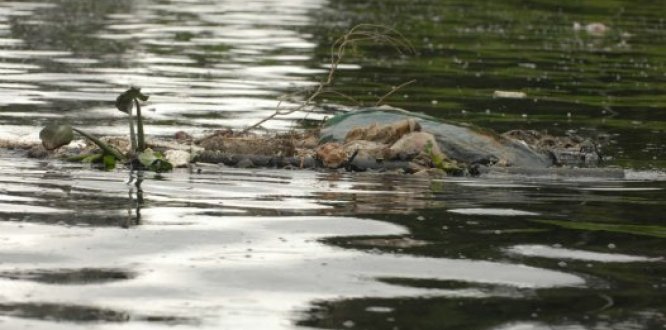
xmin=242 ymin=24 xmax=415 ymax=133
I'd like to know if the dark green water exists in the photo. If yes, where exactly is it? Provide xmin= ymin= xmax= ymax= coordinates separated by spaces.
xmin=0 ymin=0 xmax=665 ymax=329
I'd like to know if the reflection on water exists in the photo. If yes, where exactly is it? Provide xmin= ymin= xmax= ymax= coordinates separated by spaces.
xmin=0 ymin=0 xmax=328 ymax=139
xmin=1 ymin=152 xmax=665 ymax=329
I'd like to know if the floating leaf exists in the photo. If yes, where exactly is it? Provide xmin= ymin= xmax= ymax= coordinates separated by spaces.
xmin=40 ymin=124 xmax=74 ymax=150
xmin=137 ymin=148 xmax=158 ymax=167
xmin=137 ymin=148 xmax=173 ymax=172
xmin=535 ymin=220 xmax=666 ymax=238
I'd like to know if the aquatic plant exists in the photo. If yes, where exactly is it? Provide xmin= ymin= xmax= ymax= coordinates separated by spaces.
xmin=243 ymin=24 xmax=416 ymax=132
xmin=39 ymin=87 xmax=172 ymax=172
xmin=115 ymin=86 xmax=149 ymax=153
xmin=424 ymin=140 xmax=461 ymax=174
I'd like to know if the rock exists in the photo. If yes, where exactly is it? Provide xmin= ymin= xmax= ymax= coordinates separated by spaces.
xmin=165 ymin=149 xmax=191 ymax=168
xmin=343 ymin=140 xmax=390 ymax=160
xmin=236 ymin=158 xmax=255 ymax=168
xmin=344 ymin=118 xmax=420 ymax=145
xmin=389 ymin=132 xmax=445 ymax=161
xmin=316 ymin=143 xmax=348 ymax=168
xmin=174 ymin=131 xmax=192 ymax=140
xmin=27 ymin=145 xmax=49 ymax=158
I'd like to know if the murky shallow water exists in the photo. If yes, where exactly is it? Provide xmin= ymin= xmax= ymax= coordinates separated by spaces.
xmin=1 ymin=0 xmax=665 ymax=329
xmin=1 ymin=152 xmax=665 ymax=329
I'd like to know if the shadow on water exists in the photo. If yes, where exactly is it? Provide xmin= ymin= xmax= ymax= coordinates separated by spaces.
xmin=0 ymin=268 xmax=135 ymax=285
xmin=0 ymin=302 xmax=197 ymax=325
xmin=299 ymin=289 xmax=666 ymax=330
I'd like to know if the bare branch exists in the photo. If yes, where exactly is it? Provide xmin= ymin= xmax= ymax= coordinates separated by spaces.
xmin=375 ymin=79 xmax=417 ymax=106
xmin=242 ymin=24 xmax=414 ymax=133
xmin=318 ymin=89 xmax=362 ymax=106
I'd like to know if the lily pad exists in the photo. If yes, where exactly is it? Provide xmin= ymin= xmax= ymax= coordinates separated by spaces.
xmin=40 ymin=124 xmax=74 ymax=150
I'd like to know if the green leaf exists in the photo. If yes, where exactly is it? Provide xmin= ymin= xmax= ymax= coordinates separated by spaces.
xmin=66 ymin=153 xmax=96 ymax=162
xmin=103 ymin=154 xmax=116 ymax=170
xmin=82 ymin=153 xmax=102 ymax=163
xmin=115 ymin=92 xmax=133 ymax=114
xmin=39 ymin=124 xmax=74 ymax=150
xmin=137 ymin=148 xmax=158 ymax=167
xmin=535 ymin=219 xmax=666 ymax=238
xmin=150 ymin=159 xmax=173 ymax=172
xmin=136 ymin=92 xmax=149 ymax=102
xmin=137 ymin=148 xmax=173 ymax=172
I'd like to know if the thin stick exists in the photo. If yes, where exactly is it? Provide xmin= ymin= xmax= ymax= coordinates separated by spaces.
xmin=242 ymin=24 xmax=414 ymax=133
xmin=375 ymin=79 xmax=417 ymax=106
xmin=318 ymin=89 xmax=362 ymax=106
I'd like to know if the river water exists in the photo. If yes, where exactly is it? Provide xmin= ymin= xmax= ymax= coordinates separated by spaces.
xmin=0 ymin=0 xmax=665 ymax=329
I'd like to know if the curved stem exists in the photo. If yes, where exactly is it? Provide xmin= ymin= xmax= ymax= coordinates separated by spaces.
xmin=72 ymin=127 xmax=126 ymax=161
xmin=375 ymin=79 xmax=417 ymax=106
xmin=134 ymin=99 xmax=145 ymax=152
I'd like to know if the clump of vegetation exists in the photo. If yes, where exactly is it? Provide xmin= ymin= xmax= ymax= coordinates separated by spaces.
xmin=39 ymin=87 xmax=172 ymax=172
xmin=424 ymin=140 xmax=462 ymax=175
xmin=115 ymin=86 xmax=149 ymax=153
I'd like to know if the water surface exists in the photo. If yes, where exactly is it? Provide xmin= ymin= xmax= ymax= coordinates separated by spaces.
xmin=1 ymin=0 xmax=665 ymax=329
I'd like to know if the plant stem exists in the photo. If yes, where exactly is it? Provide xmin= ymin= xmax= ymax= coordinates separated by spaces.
xmin=72 ymin=127 xmax=126 ymax=161
xmin=135 ymin=99 xmax=145 ymax=152
xmin=127 ymin=105 xmax=137 ymax=152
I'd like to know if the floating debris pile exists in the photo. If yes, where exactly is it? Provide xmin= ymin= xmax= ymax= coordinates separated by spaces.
xmin=1 ymin=106 xmax=607 ymax=176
